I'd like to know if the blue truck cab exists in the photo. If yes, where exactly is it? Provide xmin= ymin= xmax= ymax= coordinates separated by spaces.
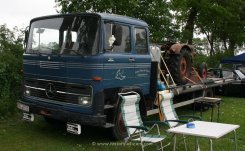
xmin=18 ymin=13 xmax=156 ymax=139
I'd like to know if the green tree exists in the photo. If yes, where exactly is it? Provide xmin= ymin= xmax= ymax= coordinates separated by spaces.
xmin=172 ymin=0 xmax=245 ymax=56
xmin=197 ymin=0 xmax=245 ymax=56
xmin=171 ymin=0 xmax=202 ymax=44
xmin=56 ymin=0 xmax=245 ymax=56
xmin=0 ymin=24 xmax=24 ymax=116
xmin=55 ymin=0 xmax=179 ymax=42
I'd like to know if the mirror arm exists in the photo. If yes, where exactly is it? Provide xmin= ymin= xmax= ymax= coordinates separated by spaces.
xmin=24 ymin=26 xmax=29 ymax=49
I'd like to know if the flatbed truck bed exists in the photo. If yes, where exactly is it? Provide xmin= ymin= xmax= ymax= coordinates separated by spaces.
xmin=147 ymin=77 xmax=234 ymax=116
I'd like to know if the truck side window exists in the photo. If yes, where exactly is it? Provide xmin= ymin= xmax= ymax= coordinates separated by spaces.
xmin=104 ymin=23 xmax=131 ymax=53
xmin=135 ymin=28 xmax=147 ymax=54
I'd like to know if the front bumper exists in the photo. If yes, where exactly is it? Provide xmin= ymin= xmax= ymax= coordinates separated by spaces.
xmin=17 ymin=100 xmax=106 ymax=127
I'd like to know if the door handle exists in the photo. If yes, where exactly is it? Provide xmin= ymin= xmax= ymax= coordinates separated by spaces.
xmin=129 ymin=58 xmax=135 ymax=62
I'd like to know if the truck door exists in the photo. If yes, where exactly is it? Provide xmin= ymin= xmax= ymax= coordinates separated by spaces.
xmin=133 ymin=27 xmax=151 ymax=94
xmin=103 ymin=22 xmax=135 ymax=89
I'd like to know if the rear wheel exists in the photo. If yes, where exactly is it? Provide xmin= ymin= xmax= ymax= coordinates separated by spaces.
xmin=168 ymin=49 xmax=192 ymax=85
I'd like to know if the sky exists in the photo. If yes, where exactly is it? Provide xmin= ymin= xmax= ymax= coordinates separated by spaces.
xmin=0 ymin=0 xmax=58 ymax=29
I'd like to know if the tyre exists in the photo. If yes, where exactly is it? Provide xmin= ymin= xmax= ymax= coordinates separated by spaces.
xmin=110 ymin=107 xmax=128 ymax=140
xmin=109 ymin=88 xmax=145 ymax=140
xmin=168 ymin=49 xmax=192 ymax=85
xmin=199 ymin=62 xmax=207 ymax=79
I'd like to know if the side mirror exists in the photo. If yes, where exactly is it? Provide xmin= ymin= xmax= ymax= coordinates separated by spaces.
xmin=112 ymin=24 xmax=122 ymax=46
xmin=24 ymin=26 xmax=29 ymax=48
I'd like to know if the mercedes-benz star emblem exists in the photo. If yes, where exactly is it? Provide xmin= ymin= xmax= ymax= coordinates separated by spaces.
xmin=45 ymin=83 xmax=56 ymax=98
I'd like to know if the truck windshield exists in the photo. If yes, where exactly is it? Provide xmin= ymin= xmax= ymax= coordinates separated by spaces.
xmin=26 ymin=16 xmax=99 ymax=56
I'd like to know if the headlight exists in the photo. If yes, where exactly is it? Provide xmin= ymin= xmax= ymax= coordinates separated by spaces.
xmin=24 ymin=86 xmax=31 ymax=96
xmin=78 ymin=96 xmax=91 ymax=105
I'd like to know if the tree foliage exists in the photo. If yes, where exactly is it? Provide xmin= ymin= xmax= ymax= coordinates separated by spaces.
xmin=55 ymin=0 xmax=180 ymax=42
xmin=172 ymin=0 xmax=245 ymax=56
xmin=0 ymin=25 xmax=24 ymax=116
xmin=56 ymin=0 xmax=245 ymax=56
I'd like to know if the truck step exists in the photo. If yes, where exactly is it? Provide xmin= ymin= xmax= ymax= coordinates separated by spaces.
xmin=104 ymin=105 xmax=114 ymax=109
xmin=103 ymin=123 xmax=114 ymax=128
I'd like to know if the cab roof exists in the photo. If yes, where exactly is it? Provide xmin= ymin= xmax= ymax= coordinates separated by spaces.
xmin=30 ymin=13 xmax=148 ymax=27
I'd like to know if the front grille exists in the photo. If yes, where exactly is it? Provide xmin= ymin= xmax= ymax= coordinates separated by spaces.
xmin=24 ymin=78 xmax=92 ymax=105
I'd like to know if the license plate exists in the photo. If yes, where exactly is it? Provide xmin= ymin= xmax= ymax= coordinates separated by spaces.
xmin=17 ymin=102 xmax=29 ymax=112
xmin=67 ymin=123 xmax=81 ymax=135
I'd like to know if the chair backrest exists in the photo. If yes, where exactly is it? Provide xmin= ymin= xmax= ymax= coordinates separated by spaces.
xmin=119 ymin=92 xmax=142 ymax=135
xmin=159 ymin=91 xmax=179 ymax=128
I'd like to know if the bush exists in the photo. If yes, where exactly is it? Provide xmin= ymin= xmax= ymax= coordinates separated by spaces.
xmin=193 ymin=53 xmax=208 ymax=68
xmin=193 ymin=51 xmax=234 ymax=69
xmin=206 ymin=51 xmax=234 ymax=68
xmin=0 ymin=25 xmax=23 ymax=116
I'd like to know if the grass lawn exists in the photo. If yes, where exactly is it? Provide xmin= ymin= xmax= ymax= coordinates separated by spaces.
xmin=0 ymin=96 xmax=244 ymax=151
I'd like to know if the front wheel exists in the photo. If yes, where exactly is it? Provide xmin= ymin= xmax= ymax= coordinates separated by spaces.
xmin=110 ymin=106 xmax=127 ymax=140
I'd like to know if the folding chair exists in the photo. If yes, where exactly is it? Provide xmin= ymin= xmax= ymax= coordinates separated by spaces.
xmin=158 ymin=91 xmax=201 ymax=150
xmin=158 ymin=91 xmax=201 ymax=127
xmin=119 ymin=91 xmax=167 ymax=151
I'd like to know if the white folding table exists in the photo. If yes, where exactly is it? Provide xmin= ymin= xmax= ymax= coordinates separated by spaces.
xmin=167 ymin=121 xmax=240 ymax=151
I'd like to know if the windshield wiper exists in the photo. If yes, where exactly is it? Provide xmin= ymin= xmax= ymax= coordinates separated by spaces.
xmin=38 ymin=46 xmax=61 ymax=55
xmin=32 ymin=49 xmax=41 ymax=56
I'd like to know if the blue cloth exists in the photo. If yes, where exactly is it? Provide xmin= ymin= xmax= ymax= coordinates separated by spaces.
xmin=220 ymin=53 xmax=245 ymax=64
xmin=157 ymin=80 xmax=166 ymax=91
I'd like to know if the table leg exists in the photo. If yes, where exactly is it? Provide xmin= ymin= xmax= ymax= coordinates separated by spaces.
xmin=193 ymin=101 xmax=196 ymax=116
xmin=211 ymin=105 xmax=214 ymax=122
xmin=200 ymin=102 xmax=203 ymax=118
xmin=183 ymin=134 xmax=187 ymax=151
xmin=217 ymin=103 xmax=220 ymax=122
xmin=234 ymin=130 xmax=238 ymax=151
xmin=209 ymin=139 xmax=213 ymax=151
xmin=195 ymin=137 xmax=199 ymax=151
xmin=173 ymin=134 xmax=176 ymax=151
